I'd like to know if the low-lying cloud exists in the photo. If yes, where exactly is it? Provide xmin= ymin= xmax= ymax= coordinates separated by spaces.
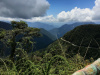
xmin=0 ymin=0 xmax=50 ymax=19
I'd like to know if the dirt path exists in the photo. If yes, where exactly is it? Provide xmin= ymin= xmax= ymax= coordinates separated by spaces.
xmin=60 ymin=38 xmax=99 ymax=49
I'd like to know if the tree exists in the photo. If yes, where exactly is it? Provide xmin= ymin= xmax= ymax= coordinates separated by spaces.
xmin=0 ymin=28 xmax=6 ymax=39
xmin=1 ymin=21 xmax=41 ymax=61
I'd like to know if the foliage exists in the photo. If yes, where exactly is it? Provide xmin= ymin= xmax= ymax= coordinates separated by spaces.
xmin=0 ymin=24 xmax=99 ymax=75
xmin=0 ymin=28 xmax=6 ymax=39
xmin=63 ymin=24 xmax=100 ymax=48
xmin=0 ymin=21 xmax=41 ymax=61
xmin=62 ymin=24 xmax=100 ymax=59
xmin=0 ymin=49 xmax=93 ymax=75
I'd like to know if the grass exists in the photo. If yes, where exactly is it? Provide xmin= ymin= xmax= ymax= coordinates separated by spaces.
xmin=0 ymin=37 xmax=96 ymax=75
xmin=0 ymin=49 xmax=94 ymax=75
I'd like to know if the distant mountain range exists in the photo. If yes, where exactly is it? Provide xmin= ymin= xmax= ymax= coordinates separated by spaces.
xmin=49 ymin=22 xmax=95 ymax=38
xmin=0 ymin=21 xmax=12 ymax=30
xmin=27 ymin=22 xmax=56 ymax=31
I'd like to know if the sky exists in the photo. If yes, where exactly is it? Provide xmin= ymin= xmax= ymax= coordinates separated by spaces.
xmin=0 ymin=0 xmax=100 ymax=26
xmin=47 ymin=0 xmax=95 ymax=16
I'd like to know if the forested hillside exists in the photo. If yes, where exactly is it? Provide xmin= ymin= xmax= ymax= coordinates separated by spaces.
xmin=33 ymin=28 xmax=56 ymax=50
xmin=63 ymin=24 xmax=100 ymax=48
xmin=0 ymin=22 xmax=99 ymax=75
xmin=45 ymin=24 xmax=100 ymax=60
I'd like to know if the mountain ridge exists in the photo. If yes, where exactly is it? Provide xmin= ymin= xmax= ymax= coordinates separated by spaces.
xmin=49 ymin=22 xmax=95 ymax=38
xmin=46 ymin=24 xmax=100 ymax=59
xmin=27 ymin=22 xmax=56 ymax=31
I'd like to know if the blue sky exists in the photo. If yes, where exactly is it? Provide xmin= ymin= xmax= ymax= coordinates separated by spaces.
xmin=47 ymin=0 xmax=95 ymax=17
xmin=0 ymin=0 xmax=100 ymax=25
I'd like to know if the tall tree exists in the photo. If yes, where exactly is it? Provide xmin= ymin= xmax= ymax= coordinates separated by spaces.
xmin=1 ymin=21 xmax=41 ymax=61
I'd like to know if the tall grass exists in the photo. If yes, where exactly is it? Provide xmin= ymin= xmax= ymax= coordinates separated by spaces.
xmin=0 ymin=38 xmax=97 ymax=75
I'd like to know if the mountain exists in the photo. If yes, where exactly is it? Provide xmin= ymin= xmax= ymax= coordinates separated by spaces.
xmin=0 ymin=21 xmax=12 ymax=30
xmin=27 ymin=22 xmax=56 ymax=31
xmin=33 ymin=28 xmax=56 ymax=50
xmin=45 ymin=24 xmax=100 ymax=59
xmin=49 ymin=22 xmax=95 ymax=38
xmin=40 ymin=28 xmax=56 ymax=41
xmin=63 ymin=24 xmax=100 ymax=48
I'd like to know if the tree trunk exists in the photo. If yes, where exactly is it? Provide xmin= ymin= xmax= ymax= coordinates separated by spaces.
xmin=10 ymin=36 xmax=16 ymax=62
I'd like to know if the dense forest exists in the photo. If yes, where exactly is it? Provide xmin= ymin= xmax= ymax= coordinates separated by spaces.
xmin=0 ymin=21 xmax=100 ymax=75
xmin=63 ymin=24 xmax=100 ymax=48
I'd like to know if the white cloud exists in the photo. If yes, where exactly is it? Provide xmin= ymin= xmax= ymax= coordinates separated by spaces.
xmin=57 ymin=7 xmax=93 ymax=22
xmin=0 ymin=17 xmax=18 ymax=21
xmin=57 ymin=7 xmax=94 ymax=22
xmin=57 ymin=0 xmax=100 ymax=22
xmin=1 ymin=0 xmax=100 ymax=23
xmin=92 ymin=0 xmax=100 ymax=20
xmin=23 ymin=15 xmax=57 ymax=23
xmin=0 ymin=15 xmax=57 ymax=23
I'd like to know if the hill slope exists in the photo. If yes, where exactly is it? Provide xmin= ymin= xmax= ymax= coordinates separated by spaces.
xmin=33 ymin=28 xmax=56 ymax=50
xmin=40 ymin=28 xmax=56 ymax=41
xmin=45 ymin=24 xmax=100 ymax=59
xmin=0 ymin=21 xmax=12 ymax=30
xmin=63 ymin=24 xmax=100 ymax=48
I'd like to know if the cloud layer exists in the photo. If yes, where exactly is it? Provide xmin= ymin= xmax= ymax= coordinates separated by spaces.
xmin=0 ymin=0 xmax=50 ymax=19
xmin=0 ymin=0 xmax=100 ymax=23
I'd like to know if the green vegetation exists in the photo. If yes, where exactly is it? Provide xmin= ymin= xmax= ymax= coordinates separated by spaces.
xmin=63 ymin=24 xmax=100 ymax=48
xmin=0 ymin=21 xmax=40 ymax=61
xmin=33 ymin=28 xmax=56 ymax=50
xmin=63 ymin=24 xmax=100 ymax=59
xmin=0 ymin=23 xmax=99 ymax=75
